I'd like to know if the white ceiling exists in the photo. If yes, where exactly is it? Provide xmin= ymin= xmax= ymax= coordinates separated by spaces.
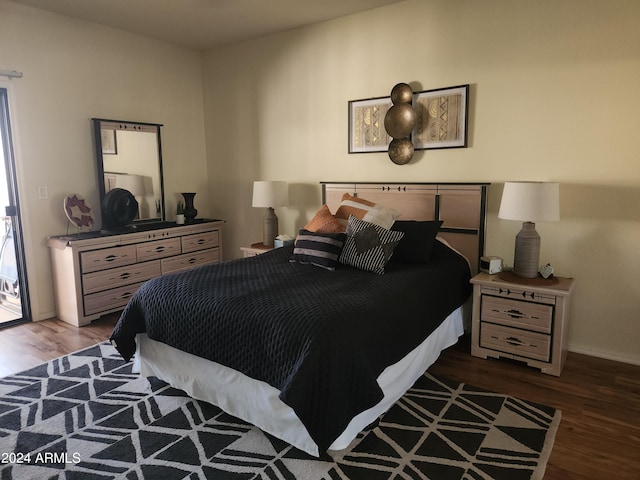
xmin=9 ymin=0 xmax=403 ymax=50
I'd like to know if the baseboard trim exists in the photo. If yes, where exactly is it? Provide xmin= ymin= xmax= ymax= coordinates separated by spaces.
xmin=569 ymin=345 xmax=640 ymax=367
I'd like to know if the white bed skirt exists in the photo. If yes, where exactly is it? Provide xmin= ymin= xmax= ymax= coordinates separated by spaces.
xmin=133 ymin=306 xmax=465 ymax=457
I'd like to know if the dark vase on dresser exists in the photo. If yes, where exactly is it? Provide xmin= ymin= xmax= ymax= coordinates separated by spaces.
xmin=182 ymin=192 xmax=198 ymax=223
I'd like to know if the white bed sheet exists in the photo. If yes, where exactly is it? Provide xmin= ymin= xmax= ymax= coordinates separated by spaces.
xmin=133 ymin=306 xmax=465 ymax=457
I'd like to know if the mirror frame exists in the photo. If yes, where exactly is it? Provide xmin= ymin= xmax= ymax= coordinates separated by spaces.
xmin=92 ymin=118 xmax=165 ymax=226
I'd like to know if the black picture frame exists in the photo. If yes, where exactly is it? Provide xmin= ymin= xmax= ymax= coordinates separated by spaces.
xmin=412 ymin=84 xmax=469 ymax=150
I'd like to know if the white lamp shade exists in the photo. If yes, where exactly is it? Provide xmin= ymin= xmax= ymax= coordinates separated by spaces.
xmin=498 ymin=182 xmax=560 ymax=222
xmin=252 ymin=181 xmax=289 ymax=208
xmin=117 ymin=174 xmax=145 ymax=196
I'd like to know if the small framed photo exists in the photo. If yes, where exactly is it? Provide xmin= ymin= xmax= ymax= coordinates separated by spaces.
xmin=101 ymin=128 xmax=117 ymax=155
xmin=413 ymin=85 xmax=469 ymax=150
xmin=348 ymin=96 xmax=393 ymax=153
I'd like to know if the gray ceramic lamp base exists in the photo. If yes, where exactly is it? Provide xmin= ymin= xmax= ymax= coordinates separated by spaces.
xmin=513 ymin=221 xmax=540 ymax=278
xmin=262 ymin=207 xmax=278 ymax=247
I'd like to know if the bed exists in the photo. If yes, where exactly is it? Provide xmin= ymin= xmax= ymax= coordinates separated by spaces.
xmin=110 ymin=181 xmax=489 ymax=457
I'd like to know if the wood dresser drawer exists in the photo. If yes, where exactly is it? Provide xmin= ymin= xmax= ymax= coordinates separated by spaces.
xmin=480 ymin=323 xmax=551 ymax=362
xmin=136 ymin=238 xmax=181 ymax=261
xmin=181 ymin=231 xmax=218 ymax=253
xmin=81 ymin=245 xmax=136 ymax=273
xmin=182 ymin=231 xmax=219 ymax=253
xmin=82 ymin=260 xmax=161 ymax=295
xmin=84 ymin=282 xmax=146 ymax=316
xmin=481 ymin=296 xmax=553 ymax=333
xmin=162 ymin=248 xmax=220 ymax=274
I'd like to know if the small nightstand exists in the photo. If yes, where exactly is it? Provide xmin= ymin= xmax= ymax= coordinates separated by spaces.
xmin=470 ymin=271 xmax=575 ymax=376
xmin=240 ymin=242 xmax=274 ymax=258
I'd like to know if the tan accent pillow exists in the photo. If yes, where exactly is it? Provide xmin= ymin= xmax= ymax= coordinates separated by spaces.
xmin=304 ymin=204 xmax=345 ymax=233
xmin=334 ymin=193 xmax=376 ymax=221
xmin=334 ymin=193 xmax=400 ymax=229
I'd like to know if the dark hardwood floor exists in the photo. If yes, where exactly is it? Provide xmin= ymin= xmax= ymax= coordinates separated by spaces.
xmin=1 ymin=316 xmax=639 ymax=479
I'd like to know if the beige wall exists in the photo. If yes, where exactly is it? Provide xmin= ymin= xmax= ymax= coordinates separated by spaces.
xmin=203 ymin=0 xmax=640 ymax=364
xmin=0 ymin=1 xmax=209 ymax=321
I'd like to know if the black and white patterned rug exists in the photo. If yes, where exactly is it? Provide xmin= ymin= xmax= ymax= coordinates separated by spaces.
xmin=0 ymin=343 xmax=560 ymax=479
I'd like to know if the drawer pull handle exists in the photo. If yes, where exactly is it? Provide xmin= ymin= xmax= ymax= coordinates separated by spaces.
xmin=120 ymin=292 xmax=133 ymax=299
xmin=197 ymin=239 xmax=206 ymax=245
xmin=506 ymin=309 xmax=524 ymax=318
xmin=155 ymin=246 xmax=165 ymax=252
xmin=494 ymin=335 xmax=538 ymax=349
xmin=120 ymin=273 xmax=131 ymax=280
xmin=188 ymin=258 xmax=197 ymax=264
xmin=104 ymin=255 xmax=118 ymax=262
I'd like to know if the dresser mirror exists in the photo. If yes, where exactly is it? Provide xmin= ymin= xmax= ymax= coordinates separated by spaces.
xmin=92 ymin=118 xmax=165 ymax=226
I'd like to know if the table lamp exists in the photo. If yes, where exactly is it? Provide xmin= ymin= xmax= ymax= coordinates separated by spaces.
xmin=498 ymin=182 xmax=560 ymax=278
xmin=252 ymin=181 xmax=289 ymax=247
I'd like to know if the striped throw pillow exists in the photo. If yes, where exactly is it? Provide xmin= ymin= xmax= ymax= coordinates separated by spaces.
xmin=290 ymin=229 xmax=347 ymax=270
xmin=339 ymin=215 xmax=404 ymax=274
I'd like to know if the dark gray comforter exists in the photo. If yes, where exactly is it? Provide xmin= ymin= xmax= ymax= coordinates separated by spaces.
xmin=110 ymin=241 xmax=471 ymax=452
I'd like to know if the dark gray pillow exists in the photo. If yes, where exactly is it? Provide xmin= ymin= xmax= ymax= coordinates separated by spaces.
xmin=391 ymin=220 xmax=443 ymax=263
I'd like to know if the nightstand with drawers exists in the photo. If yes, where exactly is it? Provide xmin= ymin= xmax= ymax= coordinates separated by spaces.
xmin=240 ymin=242 xmax=274 ymax=258
xmin=470 ymin=271 xmax=575 ymax=376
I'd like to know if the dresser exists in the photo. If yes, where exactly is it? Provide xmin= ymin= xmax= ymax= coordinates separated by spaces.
xmin=470 ymin=271 xmax=575 ymax=376
xmin=48 ymin=220 xmax=224 ymax=326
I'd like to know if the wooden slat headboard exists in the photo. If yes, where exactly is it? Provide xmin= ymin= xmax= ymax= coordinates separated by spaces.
xmin=321 ymin=182 xmax=489 ymax=273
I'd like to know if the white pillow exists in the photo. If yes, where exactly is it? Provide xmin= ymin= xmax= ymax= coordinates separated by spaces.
xmin=362 ymin=205 xmax=401 ymax=230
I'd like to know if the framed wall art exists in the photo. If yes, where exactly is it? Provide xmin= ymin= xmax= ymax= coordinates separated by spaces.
xmin=348 ymin=96 xmax=393 ymax=153
xmin=100 ymin=128 xmax=117 ymax=155
xmin=413 ymin=84 xmax=469 ymax=150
